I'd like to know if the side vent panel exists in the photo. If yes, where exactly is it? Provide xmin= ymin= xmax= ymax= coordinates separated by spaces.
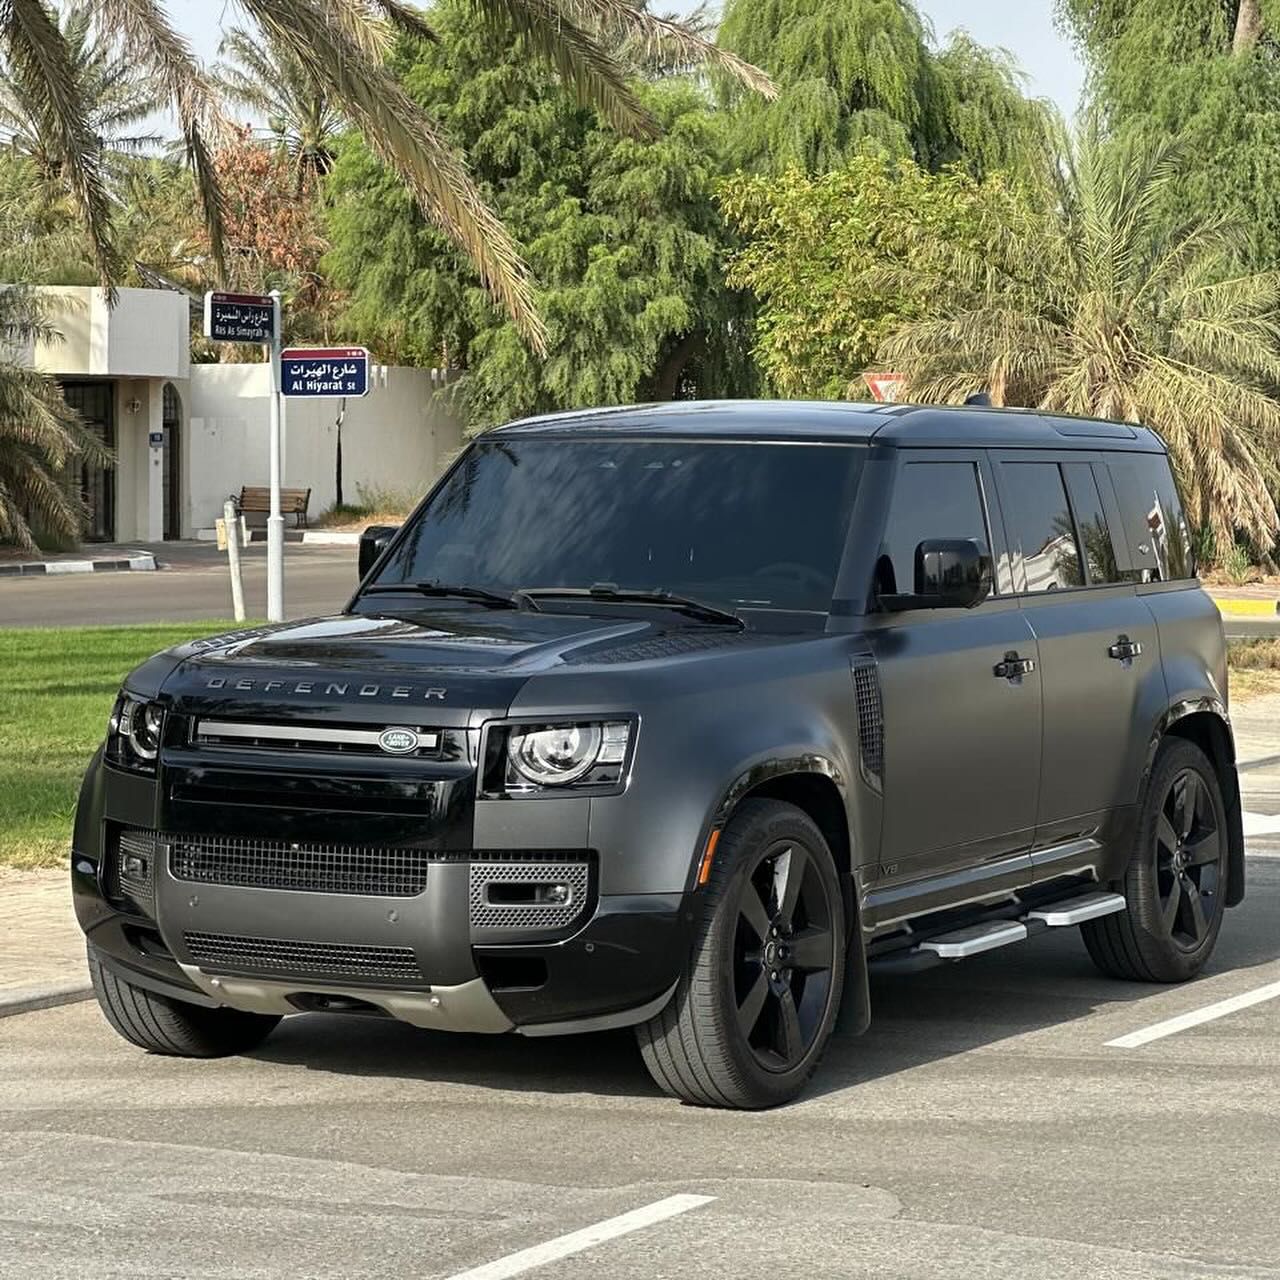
xmin=851 ymin=658 xmax=884 ymax=791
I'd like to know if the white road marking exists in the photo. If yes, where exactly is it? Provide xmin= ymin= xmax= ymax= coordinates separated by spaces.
xmin=1106 ymin=980 xmax=1280 ymax=1049
xmin=1242 ymin=810 xmax=1280 ymax=837
xmin=443 ymin=1194 xmax=716 ymax=1280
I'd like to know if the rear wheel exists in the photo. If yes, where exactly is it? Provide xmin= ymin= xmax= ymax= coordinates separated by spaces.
xmin=1083 ymin=738 xmax=1228 ymax=983
xmin=637 ymin=798 xmax=845 ymax=1109
xmin=88 ymin=945 xmax=281 ymax=1057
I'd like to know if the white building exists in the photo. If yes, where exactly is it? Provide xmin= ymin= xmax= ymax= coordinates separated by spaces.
xmin=24 ymin=286 xmax=464 ymax=542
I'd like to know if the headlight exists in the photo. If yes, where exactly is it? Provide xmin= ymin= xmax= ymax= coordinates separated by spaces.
xmin=498 ymin=720 xmax=633 ymax=793
xmin=107 ymin=695 xmax=165 ymax=769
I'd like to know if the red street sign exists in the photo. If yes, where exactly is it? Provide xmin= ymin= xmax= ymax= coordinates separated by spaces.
xmin=862 ymin=372 xmax=907 ymax=403
xmin=281 ymin=346 xmax=371 ymax=398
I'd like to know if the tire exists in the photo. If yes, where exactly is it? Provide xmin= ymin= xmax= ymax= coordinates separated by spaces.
xmin=1082 ymin=737 xmax=1229 ymax=983
xmin=636 ymin=798 xmax=846 ymax=1109
xmin=88 ymin=945 xmax=281 ymax=1058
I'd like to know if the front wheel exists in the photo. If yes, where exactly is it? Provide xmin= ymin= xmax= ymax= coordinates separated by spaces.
xmin=88 ymin=945 xmax=281 ymax=1057
xmin=637 ymin=798 xmax=846 ymax=1109
xmin=1083 ymin=737 xmax=1229 ymax=983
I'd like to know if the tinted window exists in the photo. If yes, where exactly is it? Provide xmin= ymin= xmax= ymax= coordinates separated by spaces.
xmin=1001 ymin=462 xmax=1084 ymax=592
xmin=375 ymin=439 xmax=863 ymax=615
xmin=880 ymin=461 xmax=991 ymax=596
xmin=1108 ymin=454 xmax=1195 ymax=581
xmin=1063 ymin=463 xmax=1123 ymax=585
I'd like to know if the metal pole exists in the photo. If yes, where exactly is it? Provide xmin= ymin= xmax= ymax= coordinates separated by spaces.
xmin=266 ymin=290 xmax=284 ymax=622
xmin=222 ymin=497 xmax=246 ymax=622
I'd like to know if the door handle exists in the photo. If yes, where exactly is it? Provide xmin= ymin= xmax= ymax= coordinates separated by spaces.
xmin=993 ymin=650 xmax=1036 ymax=680
xmin=1108 ymin=634 xmax=1143 ymax=662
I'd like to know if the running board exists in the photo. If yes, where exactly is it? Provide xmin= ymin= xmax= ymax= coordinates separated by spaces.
xmin=919 ymin=921 xmax=1028 ymax=959
xmin=1026 ymin=891 xmax=1126 ymax=927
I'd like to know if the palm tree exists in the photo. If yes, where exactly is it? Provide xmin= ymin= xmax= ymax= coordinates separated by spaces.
xmin=878 ymin=126 xmax=1280 ymax=552
xmin=0 ymin=286 xmax=111 ymax=550
xmin=0 ymin=1 xmax=773 ymax=352
xmin=213 ymin=27 xmax=342 ymax=191
xmin=0 ymin=1 xmax=163 ymax=190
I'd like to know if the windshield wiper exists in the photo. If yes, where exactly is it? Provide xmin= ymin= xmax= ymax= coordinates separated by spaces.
xmin=519 ymin=584 xmax=744 ymax=628
xmin=363 ymin=581 xmax=530 ymax=610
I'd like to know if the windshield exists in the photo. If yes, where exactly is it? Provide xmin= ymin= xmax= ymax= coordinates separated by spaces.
xmin=369 ymin=437 xmax=864 ymax=617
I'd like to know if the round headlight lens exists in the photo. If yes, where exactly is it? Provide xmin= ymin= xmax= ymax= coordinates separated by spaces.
xmin=124 ymin=698 xmax=163 ymax=761
xmin=508 ymin=724 xmax=603 ymax=786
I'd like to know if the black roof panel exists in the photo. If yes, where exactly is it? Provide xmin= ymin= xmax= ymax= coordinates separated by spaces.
xmin=492 ymin=400 xmax=1166 ymax=452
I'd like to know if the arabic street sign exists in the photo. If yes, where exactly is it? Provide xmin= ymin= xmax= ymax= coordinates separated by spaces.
xmin=280 ymin=347 xmax=371 ymax=399
xmin=862 ymin=372 xmax=907 ymax=403
xmin=203 ymin=291 xmax=275 ymax=343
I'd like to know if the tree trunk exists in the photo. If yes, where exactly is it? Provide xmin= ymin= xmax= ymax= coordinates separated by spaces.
xmin=1234 ymin=0 xmax=1263 ymax=54
xmin=334 ymin=398 xmax=346 ymax=509
xmin=652 ymin=332 xmax=703 ymax=401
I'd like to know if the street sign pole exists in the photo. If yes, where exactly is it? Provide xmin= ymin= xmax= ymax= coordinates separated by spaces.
xmin=266 ymin=290 xmax=284 ymax=622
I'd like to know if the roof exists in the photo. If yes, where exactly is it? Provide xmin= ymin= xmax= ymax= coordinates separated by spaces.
xmin=493 ymin=400 xmax=1167 ymax=452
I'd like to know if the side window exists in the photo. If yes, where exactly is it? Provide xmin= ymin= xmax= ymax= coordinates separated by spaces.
xmin=1001 ymin=462 xmax=1084 ymax=592
xmin=879 ymin=461 xmax=991 ymax=596
xmin=1062 ymin=463 xmax=1124 ymax=584
xmin=1107 ymin=454 xmax=1195 ymax=581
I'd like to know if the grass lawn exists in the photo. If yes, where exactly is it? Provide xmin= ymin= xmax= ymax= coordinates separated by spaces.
xmin=0 ymin=622 xmax=247 ymax=870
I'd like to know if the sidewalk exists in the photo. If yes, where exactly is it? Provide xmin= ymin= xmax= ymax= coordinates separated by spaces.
xmin=0 ymin=868 xmax=90 ymax=1017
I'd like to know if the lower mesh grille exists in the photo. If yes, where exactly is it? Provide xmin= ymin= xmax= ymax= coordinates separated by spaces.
xmin=109 ymin=829 xmax=158 ymax=917
xmin=169 ymin=834 xmax=433 ymax=897
xmin=184 ymin=931 xmax=422 ymax=983
xmin=468 ymin=860 xmax=591 ymax=931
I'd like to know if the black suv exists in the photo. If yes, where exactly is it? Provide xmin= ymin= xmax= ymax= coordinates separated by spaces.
xmin=72 ymin=401 xmax=1245 ymax=1108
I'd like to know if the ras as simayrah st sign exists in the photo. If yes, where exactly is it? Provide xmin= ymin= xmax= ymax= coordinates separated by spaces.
xmin=203 ymin=291 xmax=275 ymax=344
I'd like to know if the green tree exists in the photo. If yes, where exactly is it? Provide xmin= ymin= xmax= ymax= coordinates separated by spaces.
xmin=877 ymin=129 xmax=1280 ymax=551
xmin=325 ymin=5 xmax=754 ymax=427
xmin=0 ymin=0 xmax=769 ymax=348
xmin=719 ymin=155 xmax=1022 ymax=398
xmin=1058 ymin=0 xmax=1280 ymax=268
xmin=718 ymin=0 xmax=1054 ymax=179
xmin=0 ymin=287 xmax=110 ymax=550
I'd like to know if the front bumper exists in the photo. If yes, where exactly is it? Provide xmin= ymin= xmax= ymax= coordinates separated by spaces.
xmin=73 ymin=829 xmax=690 ymax=1036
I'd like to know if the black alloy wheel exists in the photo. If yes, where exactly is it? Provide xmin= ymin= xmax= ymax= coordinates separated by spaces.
xmin=733 ymin=840 xmax=838 ymax=1072
xmin=1153 ymin=767 xmax=1224 ymax=952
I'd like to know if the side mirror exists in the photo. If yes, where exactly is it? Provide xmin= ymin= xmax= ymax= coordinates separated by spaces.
xmin=358 ymin=524 xmax=400 ymax=580
xmin=881 ymin=538 xmax=992 ymax=611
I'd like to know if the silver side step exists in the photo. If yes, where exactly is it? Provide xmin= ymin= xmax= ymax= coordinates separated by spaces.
xmin=919 ymin=921 xmax=1028 ymax=959
xmin=1027 ymin=891 xmax=1126 ymax=927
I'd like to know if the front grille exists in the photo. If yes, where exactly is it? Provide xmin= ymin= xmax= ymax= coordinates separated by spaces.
xmin=184 ymin=931 xmax=422 ymax=983
xmin=468 ymin=860 xmax=591 ymax=931
xmin=191 ymin=718 xmax=445 ymax=759
xmin=851 ymin=658 xmax=884 ymax=787
xmin=170 ymin=834 xmax=433 ymax=897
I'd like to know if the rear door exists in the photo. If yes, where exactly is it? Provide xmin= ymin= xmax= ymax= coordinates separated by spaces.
xmin=991 ymin=452 xmax=1166 ymax=875
xmin=865 ymin=450 xmax=1042 ymax=890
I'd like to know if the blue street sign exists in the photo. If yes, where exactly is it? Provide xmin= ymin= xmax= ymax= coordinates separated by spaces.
xmin=280 ymin=346 xmax=371 ymax=398
xmin=203 ymin=291 xmax=275 ymax=343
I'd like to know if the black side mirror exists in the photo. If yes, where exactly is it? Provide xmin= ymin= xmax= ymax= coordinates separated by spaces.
xmin=881 ymin=538 xmax=992 ymax=611
xmin=358 ymin=524 xmax=400 ymax=580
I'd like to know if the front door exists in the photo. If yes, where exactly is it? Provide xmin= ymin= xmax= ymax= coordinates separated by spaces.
xmin=61 ymin=380 xmax=115 ymax=542
xmin=866 ymin=452 xmax=1042 ymax=891
xmin=992 ymin=454 xmax=1165 ymax=862
xmin=163 ymin=383 xmax=181 ymax=540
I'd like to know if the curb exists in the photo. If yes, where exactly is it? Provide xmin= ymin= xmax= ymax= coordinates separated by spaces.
xmin=1212 ymin=597 xmax=1280 ymax=618
xmin=0 ymin=553 xmax=156 ymax=578
xmin=300 ymin=530 xmax=360 ymax=546
xmin=0 ymin=981 xmax=92 ymax=1019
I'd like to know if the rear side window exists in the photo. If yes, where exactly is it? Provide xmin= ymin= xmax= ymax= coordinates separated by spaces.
xmin=1108 ymin=454 xmax=1196 ymax=581
xmin=879 ymin=461 xmax=991 ymax=596
xmin=1062 ymin=463 xmax=1124 ymax=584
xmin=1000 ymin=462 xmax=1084 ymax=592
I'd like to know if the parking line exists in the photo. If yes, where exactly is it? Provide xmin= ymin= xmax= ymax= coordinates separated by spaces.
xmin=1106 ymin=980 xmax=1280 ymax=1049
xmin=443 ymin=1194 xmax=716 ymax=1280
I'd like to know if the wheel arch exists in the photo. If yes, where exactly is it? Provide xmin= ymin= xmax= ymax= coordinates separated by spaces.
xmin=1151 ymin=700 xmax=1245 ymax=908
xmin=708 ymin=757 xmax=871 ymax=1036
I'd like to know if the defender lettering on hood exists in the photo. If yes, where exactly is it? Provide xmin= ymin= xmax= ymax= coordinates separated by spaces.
xmin=202 ymin=677 xmax=449 ymax=700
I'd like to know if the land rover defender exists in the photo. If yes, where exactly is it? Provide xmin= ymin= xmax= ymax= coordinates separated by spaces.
xmin=72 ymin=401 xmax=1245 ymax=1108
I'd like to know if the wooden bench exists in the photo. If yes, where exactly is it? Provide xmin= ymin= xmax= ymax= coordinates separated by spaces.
xmin=237 ymin=486 xmax=311 ymax=528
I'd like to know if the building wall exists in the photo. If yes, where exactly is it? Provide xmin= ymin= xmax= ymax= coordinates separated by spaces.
xmin=186 ymin=363 xmax=463 ymax=533
xmin=31 ymin=287 xmax=190 ymax=380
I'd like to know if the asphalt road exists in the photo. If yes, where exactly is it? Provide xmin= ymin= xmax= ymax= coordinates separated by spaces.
xmin=3 ymin=870 xmax=1278 ymax=1275
xmin=0 ymin=544 xmax=356 ymax=628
